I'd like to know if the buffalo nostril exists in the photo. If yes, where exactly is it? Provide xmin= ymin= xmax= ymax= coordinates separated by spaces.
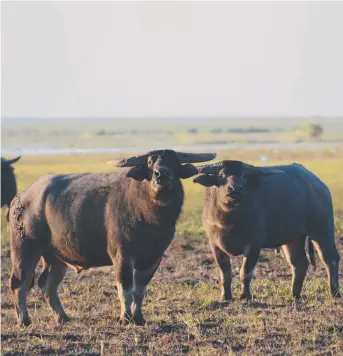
xmin=227 ymin=186 xmax=244 ymax=196
xmin=227 ymin=187 xmax=234 ymax=195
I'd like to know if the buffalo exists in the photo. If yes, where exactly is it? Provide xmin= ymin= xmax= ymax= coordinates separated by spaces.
xmin=9 ymin=150 xmax=215 ymax=326
xmin=1 ymin=156 xmax=21 ymax=221
xmin=194 ymin=160 xmax=340 ymax=302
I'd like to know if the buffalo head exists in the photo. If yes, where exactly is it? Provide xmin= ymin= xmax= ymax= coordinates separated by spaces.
xmin=194 ymin=160 xmax=284 ymax=205
xmin=1 ymin=156 xmax=21 ymax=219
xmin=108 ymin=150 xmax=216 ymax=197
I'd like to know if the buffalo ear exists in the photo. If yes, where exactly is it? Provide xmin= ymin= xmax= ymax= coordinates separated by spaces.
xmin=126 ymin=166 xmax=147 ymax=181
xmin=180 ymin=164 xmax=198 ymax=179
xmin=193 ymin=174 xmax=218 ymax=187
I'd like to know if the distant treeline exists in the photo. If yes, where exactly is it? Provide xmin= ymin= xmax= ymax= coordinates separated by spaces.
xmin=3 ymin=120 xmax=326 ymax=143
xmin=187 ymin=127 xmax=279 ymax=134
xmin=95 ymin=126 xmax=276 ymax=136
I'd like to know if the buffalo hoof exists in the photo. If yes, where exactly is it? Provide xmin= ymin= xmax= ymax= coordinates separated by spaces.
xmin=18 ymin=315 xmax=32 ymax=327
xmin=239 ymin=293 xmax=252 ymax=301
xmin=56 ymin=314 xmax=70 ymax=325
xmin=218 ymin=300 xmax=231 ymax=308
xmin=133 ymin=314 xmax=146 ymax=326
xmin=220 ymin=295 xmax=232 ymax=303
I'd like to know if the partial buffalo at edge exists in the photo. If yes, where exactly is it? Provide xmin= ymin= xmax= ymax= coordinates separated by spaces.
xmin=1 ymin=156 xmax=21 ymax=221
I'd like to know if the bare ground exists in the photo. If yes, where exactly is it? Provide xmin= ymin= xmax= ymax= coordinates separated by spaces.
xmin=1 ymin=236 xmax=343 ymax=355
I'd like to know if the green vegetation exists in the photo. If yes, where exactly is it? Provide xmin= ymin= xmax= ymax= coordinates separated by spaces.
xmin=301 ymin=122 xmax=324 ymax=140
xmin=2 ymin=146 xmax=343 ymax=249
xmin=2 ymin=117 xmax=343 ymax=151
xmin=1 ymin=146 xmax=343 ymax=355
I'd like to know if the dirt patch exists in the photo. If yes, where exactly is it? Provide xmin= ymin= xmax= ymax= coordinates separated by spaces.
xmin=1 ymin=236 xmax=343 ymax=355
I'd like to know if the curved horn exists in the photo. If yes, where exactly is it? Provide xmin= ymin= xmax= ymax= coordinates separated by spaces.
xmin=107 ymin=151 xmax=216 ymax=167
xmin=1 ymin=156 xmax=21 ymax=165
xmin=196 ymin=161 xmax=224 ymax=174
xmin=243 ymin=164 xmax=285 ymax=176
xmin=176 ymin=152 xmax=216 ymax=164
xmin=107 ymin=153 xmax=148 ymax=167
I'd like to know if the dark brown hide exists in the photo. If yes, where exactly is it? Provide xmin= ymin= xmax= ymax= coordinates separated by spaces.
xmin=1 ymin=156 xmax=21 ymax=221
xmin=8 ymin=149 xmax=215 ymax=326
xmin=194 ymin=160 xmax=340 ymax=302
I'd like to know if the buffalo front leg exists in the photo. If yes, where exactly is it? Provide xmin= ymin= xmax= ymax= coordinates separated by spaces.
xmin=132 ymin=258 xmax=161 ymax=326
xmin=210 ymin=244 xmax=232 ymax=302
xmin=239 ymin=247 xmax=260 ymax=300
xmin=9 ymin=239 xmax=41 ymax=327
xmin=115 ymin=257 xmax=134 ymax=325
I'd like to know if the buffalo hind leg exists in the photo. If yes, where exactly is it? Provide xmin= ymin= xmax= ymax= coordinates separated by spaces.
xmin=131 ymin=258 xmax=161 ymax=326
xmin=114 ymin=256 xmax=134 ymax=325
xmin=39 ymin=258 xmax=69 ymax=324
xmin=9 ymin=243 xmax=41 ymax=326
xmin=211 ymin=244 xmax=232 ymax=302
xmin=282 ymin=237 xmax=308 ymax=299
xmin=239 ymin=248 xmax=260 ymax=300
xmin=311 ymin=239 xmax=340 ymax=298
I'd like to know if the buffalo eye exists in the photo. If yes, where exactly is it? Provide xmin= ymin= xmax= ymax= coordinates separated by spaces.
xmin=147 ymin=157 xmax=154 ymax=167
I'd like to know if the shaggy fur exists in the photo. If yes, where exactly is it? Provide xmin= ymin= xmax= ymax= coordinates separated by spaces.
xmin=9 ymin=150 xmax=215 ymax=326
xmin=194 ymin=161 xmax=340 ymax=302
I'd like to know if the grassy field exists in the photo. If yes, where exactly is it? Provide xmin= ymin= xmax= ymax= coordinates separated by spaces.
xmin=1 ymin=147 xmax=343 ymax=355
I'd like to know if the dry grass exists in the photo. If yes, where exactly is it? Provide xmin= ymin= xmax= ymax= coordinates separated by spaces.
xmin=1 ymin=147 xmax=343 ymax=355
xmin=1 ymin=238 xmax=343 ymax=355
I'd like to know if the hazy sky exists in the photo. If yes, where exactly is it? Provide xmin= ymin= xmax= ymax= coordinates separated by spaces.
xmin=2 ymin=1 xmax=343 ymax=119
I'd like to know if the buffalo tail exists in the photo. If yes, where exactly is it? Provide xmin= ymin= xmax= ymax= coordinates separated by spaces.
xmin=307 ymin=236 xmax=316 ymax=271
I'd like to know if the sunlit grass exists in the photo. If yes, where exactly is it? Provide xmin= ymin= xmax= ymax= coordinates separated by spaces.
xmin=2 ymin=147 xmax=343 ymax=249
xmin=2 ymin=146 xmax=343 ymax=355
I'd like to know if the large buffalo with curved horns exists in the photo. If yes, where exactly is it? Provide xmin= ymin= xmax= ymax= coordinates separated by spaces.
xmin=194 ymin=160 xmax=340 ymax=302
xmin=9 ymin=150 xmax=215 ymax=326
xmin=1 ymin=156 xmax=21 ymax=221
